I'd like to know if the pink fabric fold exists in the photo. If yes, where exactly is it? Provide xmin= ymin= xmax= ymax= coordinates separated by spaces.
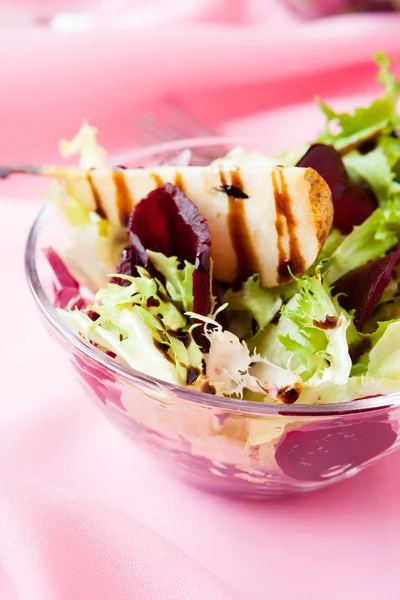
xmin=0 ymin=475 xmax=236 ymax=600
xmin=0 ymin=3 xmax=399 ymax=162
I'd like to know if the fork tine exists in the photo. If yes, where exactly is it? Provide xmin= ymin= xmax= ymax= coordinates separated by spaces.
xmin=133 ymin=103 xmax=226 ymax=164
xmin=166 ymin=101 xmax=217 ymax=137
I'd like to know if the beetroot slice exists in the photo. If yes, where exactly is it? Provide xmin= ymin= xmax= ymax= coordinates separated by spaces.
xmin=333 ymin=182 xmax=378 ymax=235
xmin=111 ymin=243 xmax=149 ymax=287
xmin=118 ymin=183 xmax=211 ymax=315
xmin=296 ymin=144 xmax=377 ymax=233
xmin=334 ymin=246 xmax=400 ymax=327
xmin=275 ymin=415 xmax=396 ymax=482
xmin=296 ymin=143 xmax=348 ymax=204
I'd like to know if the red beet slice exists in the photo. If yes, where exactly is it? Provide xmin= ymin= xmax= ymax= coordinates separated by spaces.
xmin=333 ymin=182 xmax=378 ymax=235
xmin=275 ymin=415 xmax=396 ymax=482
xmin=296 ymin=143 xmax=348 ymax=204
xmin=117 ymin=183 xmax=211 ymax=315
xmin=334 ymin=245 xmax=400 ymax=327
xmin=111 ymin=243 xmax=149 ymax=287
xmin=296 ymin=144 xmax=377 ymax=234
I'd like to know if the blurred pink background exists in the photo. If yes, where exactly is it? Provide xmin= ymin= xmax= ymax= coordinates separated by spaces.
xmin=0 ymin=0 xmax=399 ymax=165
xmin=2 ymin=2 xmax=400 ymax=600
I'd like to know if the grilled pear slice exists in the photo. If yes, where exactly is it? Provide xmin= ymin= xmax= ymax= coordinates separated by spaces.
xmin=43 ymin=163 xmax=333 ymax=287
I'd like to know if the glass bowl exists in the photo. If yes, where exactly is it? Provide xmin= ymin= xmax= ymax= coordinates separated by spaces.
xmin=25 ymin=136 xmax=400 ymax=498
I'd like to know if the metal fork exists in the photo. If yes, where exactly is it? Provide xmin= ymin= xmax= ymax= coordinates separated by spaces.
xmin=133 ymin=101 xmax=225 ymax=164
xmin=0 ymin=104 xmax=225 ymax=179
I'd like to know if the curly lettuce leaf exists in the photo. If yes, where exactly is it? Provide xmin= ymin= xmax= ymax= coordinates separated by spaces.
xmin=367 ymin=320 xmax=400 ymax=380
xmin=317 ymin=53 xmax=400 ymax=154
xmin=317 ymin=96 xmax=395 ymax=153
xmin=95 ymin=272 xmax=186 ymax=331
xmin=146 ymin=250 xmax=194 ymax=312
xmin=315 ymin=53 xmax=400 ymax=208
xmin=343 ymin=146 xmax=393 ymax=206
xmin=254 ymin=273 xmax=352 ymax=387
xmin=187 ymin=313 xmax=302 ymax=400
xmin=223 ymin=274 xmax=283 ymax=331
xmin=297 ymin=375 xmax=400 ymax=404
xmin=350 ymin=320 xmax=394 ymax=376
xmin=324 ymin=203 xmax=400 ymax=284
xmin=134 ymin=306 xmax=203 ymax=382
xmin=59 ymin=121 xmax=108 ymax=170
xmin=61 ymin=271 xmax=204 ymax=385
xmin=61 ymin=307 xmax=182 ymax=384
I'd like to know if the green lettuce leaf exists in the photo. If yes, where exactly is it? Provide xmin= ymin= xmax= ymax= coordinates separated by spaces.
xmin=343 ymin=146 xmax=393 ymax=205
xmin=61 ymin=307 xmax=184 ymax=384
xmin=314 ymin=228 xmax=344 ymax=265
xmin=296 ymin=375 xmax=400 ymax=404
xmin=187 ymin=313 xmax=302 ymax=399
xmin=211 ymin=144 xmax=309 ymax=169
xmin=47 ymin=183 xmax=128 ymax=293
xmin=147 ymin=250 xmax=194 ymax=312
xmin=317 ymin=53 xmax=400 ymax=153
xmin=47 ymin=182 xmax=91 ymax=227
xmin=95 ymin=272 xmax=187 ymax=331
xmin=350 ymin=320 xmax=394 ymax=376
xmin=324 ymin=202 xmax=400 ymax=284
xmin=60 ymin=271 xmax=204 ymax=385
xmin=254 ymin=272 xmax=352 ymax=387
xmin=223 ymin=274 xmax=283 ymax=331
xmin=134 ymin=306 xmax=203 ymax=382
xmin=316 ymin=53 xmax=400 ymax=207
xmin=367 ymin=320 xmax=400 ymax=380
xmin=317 ymin=96 xmax=395 ymax=153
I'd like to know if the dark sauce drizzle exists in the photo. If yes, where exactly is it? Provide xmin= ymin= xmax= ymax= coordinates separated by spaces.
xmin=218 ymin=185 xmax=249 ymax=199
xmin=358 ymin=137 xmax=378 ymax=155
xmin=186 ymin=366 xmax=200 ymax=385
xmin=201 ymin=382 xmax=217 ymax=395
xmin=153 ymin=340 xmax=175 ymax=363
xmin=339 ymin=131 xmax=382 ymax=156
xmin=349 ymin=337 xmax=373 ymax=365
xmin=272 ymin=167 xmax=305 ymax=283
xmin=277 ymin=383 xmax=301 ymax=404
xmin=112 ymin=168 xmax=134 ymax=227
xmin=168 ymin=330 xmax=192 ymax=348
xmin=313 ymin=315 xmax=338 ymax=330
xmin=86 ymin=171 xmax=107 ymax=219
xmin=220 ymin=169 xmax=259 ymax=282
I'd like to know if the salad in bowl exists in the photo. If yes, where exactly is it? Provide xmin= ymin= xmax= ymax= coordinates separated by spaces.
xmin=24 ymin=53 xmax=400 ymax=496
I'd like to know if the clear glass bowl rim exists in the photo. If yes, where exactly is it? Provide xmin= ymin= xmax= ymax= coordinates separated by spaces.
xmin=25 ymin=135 xmax=400 ymax=417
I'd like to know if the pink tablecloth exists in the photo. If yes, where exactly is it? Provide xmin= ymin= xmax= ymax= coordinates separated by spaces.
xmin=2 ymin=4 xmax=400 ymax=599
